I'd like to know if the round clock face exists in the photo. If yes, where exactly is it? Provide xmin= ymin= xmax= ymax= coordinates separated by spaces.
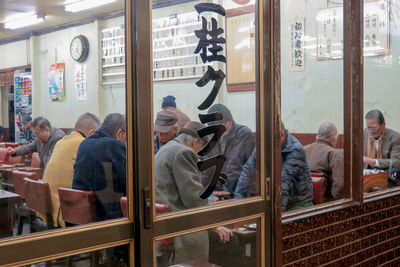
xmin=70 ymin=35 xmax=89 ymax=63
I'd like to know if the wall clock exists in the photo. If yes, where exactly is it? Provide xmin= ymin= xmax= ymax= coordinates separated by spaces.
xmin=70 ymin=35 xmax=89 ymax=63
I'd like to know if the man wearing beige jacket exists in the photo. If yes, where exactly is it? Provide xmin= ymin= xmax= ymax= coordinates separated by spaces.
xmin=39 ymin=113 xmax=101 ymax=227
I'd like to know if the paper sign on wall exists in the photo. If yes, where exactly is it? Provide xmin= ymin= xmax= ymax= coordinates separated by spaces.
xmin=74 ymin=64 xmax=87 ymax=101
xmin=48 ymin=63 xmax=66 ymax=102
xmin=289 ymin=17 xmax=305 ymax=71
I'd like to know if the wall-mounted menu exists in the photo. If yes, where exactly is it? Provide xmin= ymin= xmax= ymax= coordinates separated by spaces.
xmin=152 ymin=11 xmax=217 ymax=81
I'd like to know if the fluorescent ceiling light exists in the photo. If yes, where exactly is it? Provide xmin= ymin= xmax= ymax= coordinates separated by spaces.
xmin=65 ymin=0 xmax=117 ymax=13
xmin=4 ymin=13 xmax=45 ymax=29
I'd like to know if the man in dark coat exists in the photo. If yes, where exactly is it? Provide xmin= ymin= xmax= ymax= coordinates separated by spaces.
xmin=200 ymin=104 xmax=255 ymax=198
xmin=281 ymin=122 xmax=313 ymax=211
xmin=73 ymin=113 xmax=126 ymax=221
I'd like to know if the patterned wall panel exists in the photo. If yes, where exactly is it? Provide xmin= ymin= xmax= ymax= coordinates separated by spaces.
xmin=282 ymin=195 xmax=400 ymax=266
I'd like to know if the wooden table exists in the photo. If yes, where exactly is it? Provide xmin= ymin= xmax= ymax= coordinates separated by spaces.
xmin=233 ymin=227 xmax=257 ymax=266
xmin=0 ymin=190 xmax=20 ymax=237
xmin=172 ymin=260 xmax=222 ymax=267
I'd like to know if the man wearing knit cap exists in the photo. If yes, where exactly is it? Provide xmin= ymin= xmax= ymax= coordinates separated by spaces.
xmin=201 ymin=104 xmax=255 ymax=198
xmin=161 ymin=95 xmax=191 ymax=129
xmin=155 ymin=121 xmax=210 ymax=265
xmin=154 ymin=110 xmax=178 ymax=154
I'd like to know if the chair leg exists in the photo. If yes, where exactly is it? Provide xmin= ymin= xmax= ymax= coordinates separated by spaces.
xmin=17 ymin=209 xmax=24 ymax=235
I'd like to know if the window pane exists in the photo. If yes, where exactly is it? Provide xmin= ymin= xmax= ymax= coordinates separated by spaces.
xmin=0 ymin=0 xmax=128 ymax=239
xmin=363 ymin=0 xmax=396 ymax=194
xmin=281 ymin=0 xmax=345 ymax=211
xmin=156 ymin=218 xmax=261 ymax=266
xmin=28 ymin=244 xmax=130 ymax=267
xmin=153 ymin=0 xmax=259 ymax=215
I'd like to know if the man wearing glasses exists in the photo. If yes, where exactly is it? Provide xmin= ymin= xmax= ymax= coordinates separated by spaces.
xmin=363 ymin=109 xmax=400 ymax=170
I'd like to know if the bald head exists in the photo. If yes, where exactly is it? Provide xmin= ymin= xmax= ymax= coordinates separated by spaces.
xmin=75 ymin=113 xmax=101 ymax=137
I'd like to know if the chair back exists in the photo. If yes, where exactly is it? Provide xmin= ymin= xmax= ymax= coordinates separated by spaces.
xmin=23 ymin=178 xmax=53 ymax=214
xmin=156 ymin=203 xmax=172 ymax=245
xmin=0 ymin=148 xmax=9 ymax=162
xmin=120 ymin=196 xmax=127 ymax=217
xmin=31 ymin=152 xmax=40 ymax=168
xmin=58 ymin=187 xmax=97 ymax=225
xmin=12 ymin=170 xmax=40 ymax=198
xmin=311 ymin=172 xmax=326 ymax=205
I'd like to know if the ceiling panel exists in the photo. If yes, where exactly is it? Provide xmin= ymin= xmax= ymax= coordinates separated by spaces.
xmin=0 ymin=0 xmax=124 ymax=41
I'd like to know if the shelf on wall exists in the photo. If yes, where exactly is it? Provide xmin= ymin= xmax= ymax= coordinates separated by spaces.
xmin=152 ymin=21 xmax=201 ymax=32
xmin=103 ymin=72 xmax=125 ymax=77
xmin=102 ymin=81 xmax=125 ymax=86
xmin=103 ymin=63 xmax=125 ymax=68
xmin=153 ymin=75 xmax=203 ymax=81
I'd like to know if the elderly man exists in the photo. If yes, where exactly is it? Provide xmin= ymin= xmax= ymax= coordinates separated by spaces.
xmin=305 ymin=122 xmax=344 ymax=200
xmin=7 ymin=116 xmax=65 ymax=169
xmin=155 ymin=121 xmax=234 ymax=265
xmin=19 ymin=115 xmax=35 ymax=143
xmin=281 ymin=122 xmax=313 ymax=211
xmin=39 ymin=113 xmax=101 ymax=228
xmin=161 ymin=95 xmax=190 ymax=129
xmin=200 ymin=104 xmax=255 ymax=198
xmin=363 ymin=109 xmax=400 ymax=170
xmin=73 ymin=113 xmax=126 ymax=221
xmin=154 ymin=109 xmax=178 ymax=154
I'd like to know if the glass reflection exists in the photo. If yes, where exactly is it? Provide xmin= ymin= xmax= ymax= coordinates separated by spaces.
xmin=363 ymin=0 xmax=400 ymax=193
xmin=0 ymin=0 xmax=127 ymax=238
xmin=29 ymin=244 xmax=129 ymax=267
xmin=156 ymin=218 xmax=260 ymax=267
xmin=153 ymin=0 xmax=259 ymax=215
xmin=281 ymin=0 xmax=345 ymax=210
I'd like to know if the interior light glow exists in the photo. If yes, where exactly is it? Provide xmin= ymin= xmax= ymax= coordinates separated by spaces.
xmin=64 ymin=0 xmax=117 ymax=13
xmin=4 ymin=14 xmax=45 ymax=29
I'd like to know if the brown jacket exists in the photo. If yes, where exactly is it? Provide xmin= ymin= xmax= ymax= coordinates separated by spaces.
xmin=305 ymin=139 xmax=344 ymax=200
xmin=363 ymin=128 xmax=400 ymax=170
xmin=163 ymin=106 xmax=190 ymax=129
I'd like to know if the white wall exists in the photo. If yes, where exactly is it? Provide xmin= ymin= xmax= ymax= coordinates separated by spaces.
xmin=153 ymin=0 xmax=257 ymax=131
xmin=0 ymin=40 xmax=29 ymax=69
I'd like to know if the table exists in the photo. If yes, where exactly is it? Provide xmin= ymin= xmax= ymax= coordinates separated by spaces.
xmin=233 ymin=227 xmax=257 ymax=266
xmin=171 ymin=260 xmax=222 ymax=267
xmin=363 ymin=169 xmax=388 ymax=192
xmin=0 ymin=190 xmax=20 ymax=237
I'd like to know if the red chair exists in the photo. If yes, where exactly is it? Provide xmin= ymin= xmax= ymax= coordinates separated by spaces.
xmin=311 ymin=172 xmax=326 ymax=205
xmin=58 ymin=187 xmax=97 ymax=225
xmin=31 ymin=152 xmax=40 ymax=168
xmin=23 ymin=178 xmax=54 ymax=229
xmin=120 ymin=196 xmax=127 ymax=217
xmin=12 ymin=170 xmax=41 ymax=234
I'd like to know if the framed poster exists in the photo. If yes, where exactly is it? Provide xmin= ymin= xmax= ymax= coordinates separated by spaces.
xmin=48 ymin=63 xmax=66 ymax=102
xmin=226 ymin=5 xmax=256 ymax=92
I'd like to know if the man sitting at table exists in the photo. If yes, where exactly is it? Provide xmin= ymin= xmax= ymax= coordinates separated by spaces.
xmin=72 ymin=113 xmax=126 ymax=221
xmin=281 ymin=122 xmax=313 ymax=211
xmin=200 ymin=104 xmax=255 ymax=198
xmin=19 ymin=115 xmax=35 ymax=143
xmin=39 ymin=113 xmax=101 ymax=228
xmin=161 ymin=95 xmax=190 ymax=129
xmin=304 ymin=122 xmax=344 ymax=200
xmin=363 ymin=109 xmax=400 ymax=171
xmin=155 ymin=121 xmax=235 ymax=266
xmin=154 ymin=110 xmax=178 ymax=154
xmin=6 ymin=116 xmax=65 ymax=170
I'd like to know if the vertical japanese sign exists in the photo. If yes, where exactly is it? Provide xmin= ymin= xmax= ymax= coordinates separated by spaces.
xmin=74 ymin=64 xmax=87 ymax=101
xmin=48 ymin=63 xmax=66 ymax=102
xmin=289 ymin=18 xmax=305 ymax=71
xmin=193 ymin=3 xmax=228 ymax=199
xmin=317 ymin=7 xmax=342 ymax=59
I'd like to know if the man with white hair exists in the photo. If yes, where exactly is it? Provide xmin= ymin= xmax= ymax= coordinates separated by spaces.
xmin=305 ymin=122 xmax=344 ymax=200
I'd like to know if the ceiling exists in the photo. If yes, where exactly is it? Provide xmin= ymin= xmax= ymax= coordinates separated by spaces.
xmin=0 ymin=0 xmax=125 ymax=42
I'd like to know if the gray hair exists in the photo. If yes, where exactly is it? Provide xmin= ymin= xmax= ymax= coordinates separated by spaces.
xmin=32 ymin=117 xmax=51 ymax=131
xmin=75 ymin=113 xmax=101 ymax=133
xmin=365 ymin=109 xmax=385 ymax=124
xmin=176 ymin=133 xmax=207 ymax=147
xmin=318 ymin=122 xmax=338 ymax=139
xmin=102 ymin=113 xmax=126 ymax=135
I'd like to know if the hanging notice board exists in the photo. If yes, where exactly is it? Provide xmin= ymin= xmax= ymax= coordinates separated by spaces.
xmin=317 ymin=0 xmax=389 ymax=59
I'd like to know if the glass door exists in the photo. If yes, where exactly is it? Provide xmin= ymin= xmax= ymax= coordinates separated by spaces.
xmin=133 ymin=0 xmax=275 ymax=266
